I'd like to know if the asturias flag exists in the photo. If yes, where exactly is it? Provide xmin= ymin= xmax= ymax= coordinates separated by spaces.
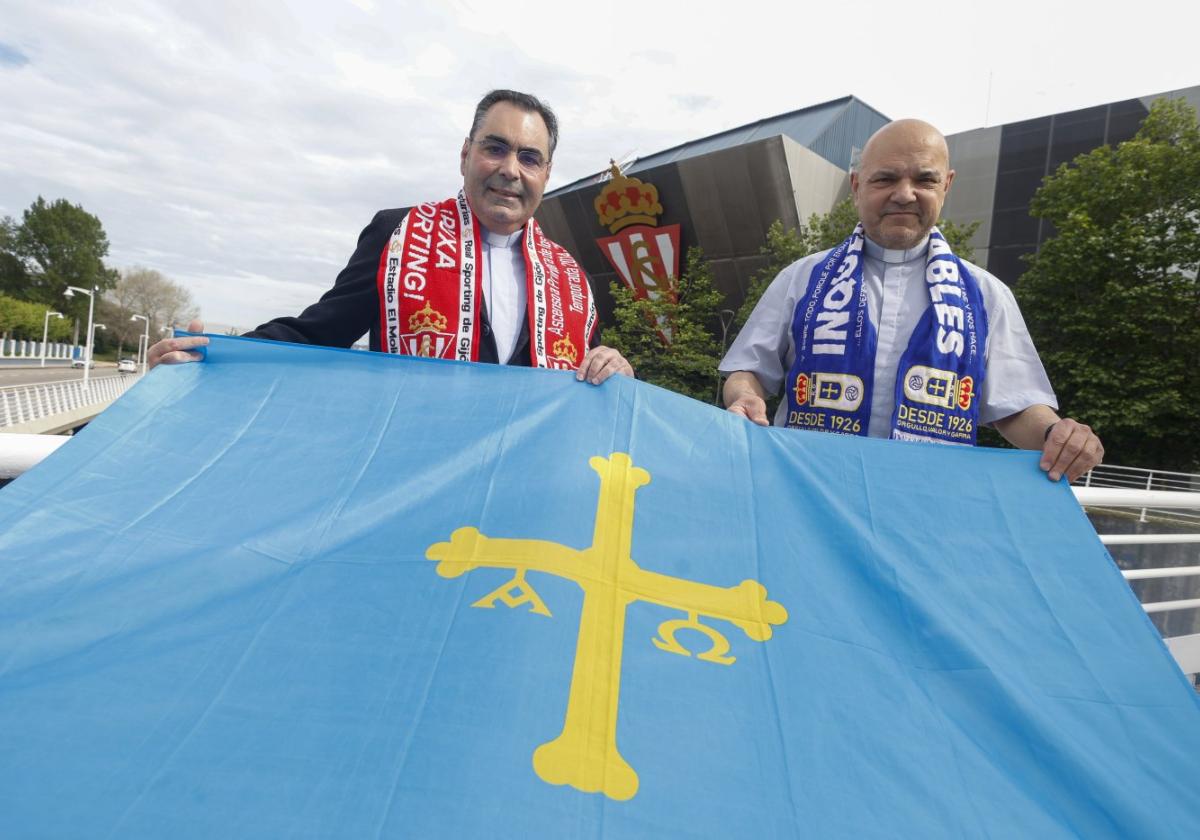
xmin=1 ymin=336 xmax=1197 ymax=837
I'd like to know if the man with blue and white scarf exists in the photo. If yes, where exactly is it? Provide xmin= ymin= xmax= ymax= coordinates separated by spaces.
xmin=721 ymin=119 xmax=1103 ymax=482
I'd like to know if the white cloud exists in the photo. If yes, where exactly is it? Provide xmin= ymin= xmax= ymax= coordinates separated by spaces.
xmin=0 ymin=0 xmax=1197 ymax=328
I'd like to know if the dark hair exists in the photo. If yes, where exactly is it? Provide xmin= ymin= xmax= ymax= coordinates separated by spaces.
xmin=469 ymin=90 xmax=559 ymax=158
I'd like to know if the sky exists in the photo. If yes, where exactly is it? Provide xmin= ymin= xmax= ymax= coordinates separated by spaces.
xmin=2 ymin=0 xmax=1197 ymax=331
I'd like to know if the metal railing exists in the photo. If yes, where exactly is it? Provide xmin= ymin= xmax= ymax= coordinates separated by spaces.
xmin=1072 ymin=487 xmax=1200 ymax=606
xmin=0 ymin=374 xmax=140 ymax=430
xmin=1077 ymin=464 xmax=1200 ymax=525
xmin=1072 ymin=486 xmax=1200 ymax=619
xmin=1073 ymin=471 xmax=1200 ymax=680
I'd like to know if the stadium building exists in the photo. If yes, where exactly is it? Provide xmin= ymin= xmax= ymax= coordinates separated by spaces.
xmin=535 ymin=85 xmax=1200 ymax=319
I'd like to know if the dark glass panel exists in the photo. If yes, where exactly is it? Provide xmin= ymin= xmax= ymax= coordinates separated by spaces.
xmin=993 ymin=166 xmax=1046 ymax=211
xmin=1049 ymin=116 xmax=1107 ymax=169
xmin=1106 ymin=98 xmax=1150 ymax=145
xmin=990 ymin=207 xmax=1041 ymax=248
xmin=1054 ymin=104 xmax=1108 ymax=126
xmin=987 ymin=245 xmax=1035 ymax=285
xmin=998 ymin=117 xmax=1052 ymax=172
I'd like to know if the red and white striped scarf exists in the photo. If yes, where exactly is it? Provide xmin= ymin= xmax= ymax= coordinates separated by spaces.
xmin=377 ymin=191 xmax=596 ymax=368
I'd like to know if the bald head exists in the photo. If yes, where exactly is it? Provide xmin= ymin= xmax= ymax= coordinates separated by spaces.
xmin=851 ymin=119 xmax=955 ymax=250
xmin=860 ymin=119 xmax=950 ymax=171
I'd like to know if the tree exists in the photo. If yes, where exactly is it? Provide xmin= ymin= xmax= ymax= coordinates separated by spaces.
xmin=1016 ymin=97 xmax=1200 ymax=470
xmin=735 ymin=197 xmax=979 ymax=329
xmin=0 ymin=294 xmax=73 ymax=342
xmin=936 ymin=217 xmax=980 ymax=264
xmin=1 ymin=197 xmax=117 ymax=316
xmin=0 ymin=221 xmax=31 ymax=299
xmin=101 ymin=267 xmax=199 ymax=357
xmin=605 ymin=247 xmax=725 ymax=403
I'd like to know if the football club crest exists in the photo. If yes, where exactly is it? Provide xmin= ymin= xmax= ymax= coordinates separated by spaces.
xmin=594 ymin=162 xmax=681 ymax=311
xmin=903 ymin=365 xmax=974 ymax=410
xmin=792 ymin=371 xmax=864 ymax=412
xmin=400 ymin=301 xmax=455 ymax=359
xmin=546 ymin=335 xmax=579 ymax=371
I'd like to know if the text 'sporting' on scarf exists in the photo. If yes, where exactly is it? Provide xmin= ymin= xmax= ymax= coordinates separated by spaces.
xmin=379 ymin=191 xmax=597 ymax=369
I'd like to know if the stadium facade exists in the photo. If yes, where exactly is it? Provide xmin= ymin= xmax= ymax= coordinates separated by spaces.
xmin=535 ymin=85 xmax=1200 ymax=321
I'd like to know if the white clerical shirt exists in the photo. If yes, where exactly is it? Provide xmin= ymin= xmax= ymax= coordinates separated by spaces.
xmin=481 ymin=228 xmax=527 ymax=364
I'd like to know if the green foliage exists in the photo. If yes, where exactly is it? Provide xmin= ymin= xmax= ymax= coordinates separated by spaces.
xmin=735 ymin=198 xmax=980 ymax=330
xmin=0 ymin=293 xmax=73 ymax=341
xmin=936 ymin=217 xmax=980 ymax=263
xmin=1016 ymin=97 xmax=1200 ymax=470
xmin=734 ymin=220 xmax=812 ymax=332
xmin=810 ymin=196 xmax=863 ymax=255
xmin=0 ymin=251 xmax=30 ymax=298
xmin=1 ymin=197 xmax=117 ymax=318
xmin=0 ymin=221 xmax=31 ymax=299
xmin=605 ymin=247 xmax=724 ymax=403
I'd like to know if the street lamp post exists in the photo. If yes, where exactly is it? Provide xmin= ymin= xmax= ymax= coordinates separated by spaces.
xmin=64 ymin=285 xmax=98 ymax=391
xmin=130 ymin=314 xmax=150 ymax=374
xmin=41 ymin=310 xmax=64 ymax=368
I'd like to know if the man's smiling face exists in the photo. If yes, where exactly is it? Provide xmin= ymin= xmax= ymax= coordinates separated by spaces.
xmin=459 ymin=102 xmax=553 ymax=235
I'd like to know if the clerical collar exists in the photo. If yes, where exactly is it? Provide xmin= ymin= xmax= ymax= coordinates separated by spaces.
xmin=863 ymin=234 xmax=930 ymax=264
xmin=481 ymin=227 xmax=524 ymax=249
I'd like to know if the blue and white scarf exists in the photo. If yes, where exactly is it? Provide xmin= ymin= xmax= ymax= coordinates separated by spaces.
xmin=783 ymin=224 xmax=988 ymax=445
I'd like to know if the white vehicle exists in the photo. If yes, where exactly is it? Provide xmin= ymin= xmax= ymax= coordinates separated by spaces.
xmin=70 ymin=358 xmax=94 ymax=369
xmin=117 ymin=359 xmax=137 ymax=373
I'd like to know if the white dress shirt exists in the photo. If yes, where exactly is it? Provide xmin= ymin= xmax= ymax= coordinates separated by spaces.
xmin=720 ymin=234 xmax=1057 ymax=435
xmin=480 ymin=228 xmax=527 ymax=364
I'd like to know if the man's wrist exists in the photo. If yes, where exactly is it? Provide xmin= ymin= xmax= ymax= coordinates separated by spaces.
xmin=1043 ymin=421 xmax=1059 ymax=442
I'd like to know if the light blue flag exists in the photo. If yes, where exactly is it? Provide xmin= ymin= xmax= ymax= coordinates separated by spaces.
xmin=1 ymin=336 xmax=1197 ymax=838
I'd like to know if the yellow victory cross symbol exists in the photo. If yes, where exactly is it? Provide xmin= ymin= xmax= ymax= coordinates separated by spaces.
xmin=426 ymin=453 xmax=788 ymax=801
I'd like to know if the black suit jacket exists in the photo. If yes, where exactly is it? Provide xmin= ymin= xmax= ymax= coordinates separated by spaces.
xmin=246 ymin=209 xmax=601 ymax=365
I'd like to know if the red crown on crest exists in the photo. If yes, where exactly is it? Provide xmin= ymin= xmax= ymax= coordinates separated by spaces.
xmin=594 ymin=161 xmax=664 ymax=234
xmin=551 ymin=334 xmax=578 ymax=364
xmin=408 ymin=302 xmax=449 ymax=333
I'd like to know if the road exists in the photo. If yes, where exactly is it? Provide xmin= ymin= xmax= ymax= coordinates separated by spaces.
xmin=0 ymin=364 xmax=125 ymax=388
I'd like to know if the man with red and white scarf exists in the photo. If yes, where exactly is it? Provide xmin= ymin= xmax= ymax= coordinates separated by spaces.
xmin=150 ymin=90 xmax=633 ymax=385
